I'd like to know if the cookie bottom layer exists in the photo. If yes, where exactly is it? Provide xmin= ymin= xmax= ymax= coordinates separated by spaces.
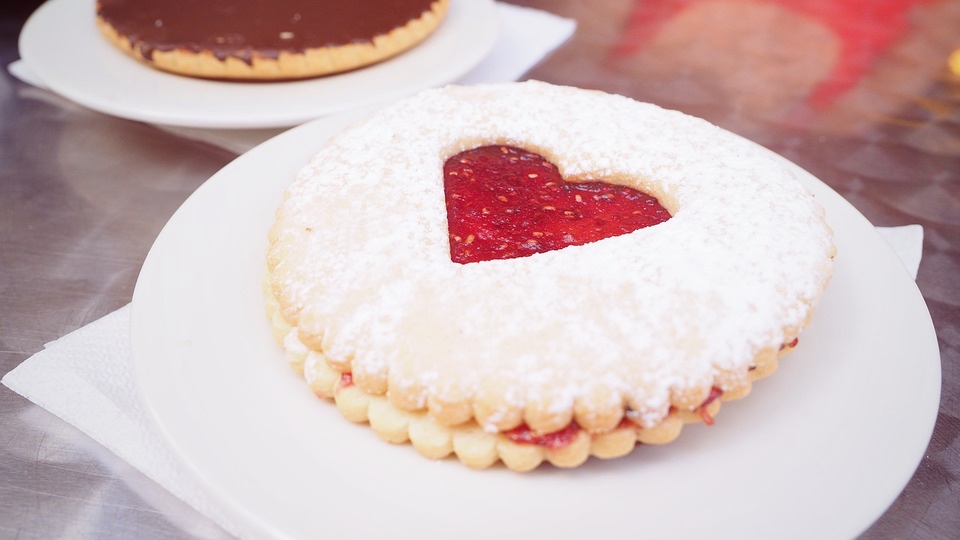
xmin=263 ymin=273 xmax=789 ymax=472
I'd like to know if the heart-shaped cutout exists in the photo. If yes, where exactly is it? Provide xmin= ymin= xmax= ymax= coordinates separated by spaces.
xmin=444 ymin=145 xmax=672 ymax=264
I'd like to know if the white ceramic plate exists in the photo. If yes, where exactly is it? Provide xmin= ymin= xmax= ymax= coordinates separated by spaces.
xmin=19 ymin=0 xmax=498 ymax=128
xmin=131 ymin=110 xmax=940 ymax=540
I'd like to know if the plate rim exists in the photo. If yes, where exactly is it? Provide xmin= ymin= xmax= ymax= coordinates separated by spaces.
xmin=19 ymin=0 xmax=500 ymax=128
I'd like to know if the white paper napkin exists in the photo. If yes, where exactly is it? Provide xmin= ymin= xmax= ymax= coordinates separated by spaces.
xmin=3 ymin=303 xmax=243 ymax=537
xmin=875 ymin=224 xmax=923 ymax=280
xmin=8 ymin=3 xmax=577 ymax=155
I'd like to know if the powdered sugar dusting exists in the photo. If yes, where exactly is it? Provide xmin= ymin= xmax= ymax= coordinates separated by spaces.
xmin=268 ymin=81 xmax=834 ymax=428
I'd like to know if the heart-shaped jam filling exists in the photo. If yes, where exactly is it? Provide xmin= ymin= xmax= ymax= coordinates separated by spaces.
xmin=444 ymin=145 xmax=672 ymax=264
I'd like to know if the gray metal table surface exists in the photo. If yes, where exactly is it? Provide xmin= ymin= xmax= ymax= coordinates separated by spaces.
xmin=2 ymin=0 xmax=958 ymax=538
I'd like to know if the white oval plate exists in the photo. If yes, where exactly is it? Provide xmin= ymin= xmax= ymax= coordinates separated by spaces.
xmin=19 ymin=0 xmax=498 ymax=128
xmin=132 ymin=108 xmax=940 ymax=540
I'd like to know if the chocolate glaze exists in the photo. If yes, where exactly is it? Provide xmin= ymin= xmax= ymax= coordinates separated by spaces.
xmin=96 ymin=0 xmax=439 ymax=64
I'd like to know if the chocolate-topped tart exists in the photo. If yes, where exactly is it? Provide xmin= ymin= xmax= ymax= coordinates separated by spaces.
xmin=95 ymin=0 xmax=449 ymax=80
xmin=265 ymin=81 xmax=836 ymax=471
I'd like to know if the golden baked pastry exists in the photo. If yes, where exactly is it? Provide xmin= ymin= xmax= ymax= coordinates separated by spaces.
xmin=95 ymin=0 xmax=449 ymax=80
xmin=264 ymin=81 xmax=836 ymax=471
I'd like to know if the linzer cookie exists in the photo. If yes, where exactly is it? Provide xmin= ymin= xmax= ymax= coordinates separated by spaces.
xmin=95 ymin=0 xmax=449 ymax=80
xmin=264 ymin=81 xmax=836 ymax=471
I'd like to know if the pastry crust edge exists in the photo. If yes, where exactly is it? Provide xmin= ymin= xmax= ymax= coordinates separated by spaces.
xmin=263 ymin=268 xmax=795 ymax=472
xmin=94 ymin=0 xmax=449 ymax=80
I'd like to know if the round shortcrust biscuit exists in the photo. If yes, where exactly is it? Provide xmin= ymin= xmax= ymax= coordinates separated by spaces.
xmin=95 ymin=0 xmax=449 ymax=80
xmin=265 ymin=81 xmax=835 ymax=470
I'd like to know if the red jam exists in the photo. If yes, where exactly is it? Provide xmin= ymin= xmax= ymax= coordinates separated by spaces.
xmin=443 ymin=145 xmax=672 ymax=264
xmin=337 ymin=372 xmax=354 ymax=389
xmin=696 ymin=386 xmax=724 ymax=426
xmin=504 ymin=388 xmax=725 ymax=450
xmin=780 ymin=337 xmax=800 ymax=350
xmin=504 ymin=422 xmax=581 ymax=449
